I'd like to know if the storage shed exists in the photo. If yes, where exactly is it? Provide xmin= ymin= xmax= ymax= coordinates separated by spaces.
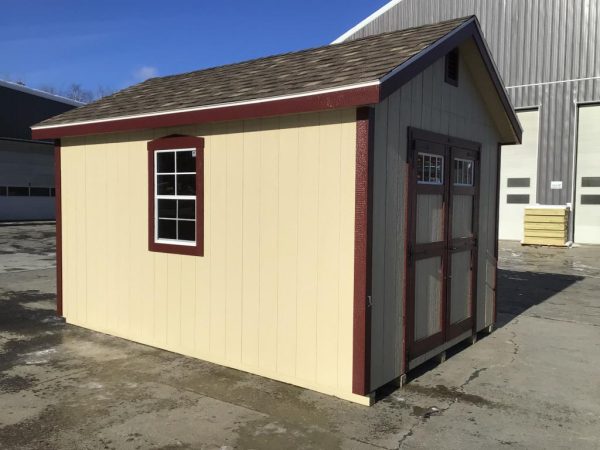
xmin=32 ymin=16 xmax=521 ymax=405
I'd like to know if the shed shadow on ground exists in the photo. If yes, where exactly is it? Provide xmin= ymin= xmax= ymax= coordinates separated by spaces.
xmin=495 ymin=268 xmax=584 ymax=328
xmin=391 ymin=268 xmax=585 ymax=388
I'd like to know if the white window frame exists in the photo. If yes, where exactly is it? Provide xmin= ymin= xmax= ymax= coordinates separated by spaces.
xmin=453 ymin=157 xmax=474 ymax=186
xmin=154 ymin=148 xmax=197 ymax=246
xmin=417 ymin=152 xmax=444 ymax=185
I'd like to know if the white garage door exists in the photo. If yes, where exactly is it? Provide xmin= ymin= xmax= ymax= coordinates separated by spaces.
xmin=499 ymin=109 xmax=539 ymax=241
xmin=575 ymin=105 xmax=600 ymax=245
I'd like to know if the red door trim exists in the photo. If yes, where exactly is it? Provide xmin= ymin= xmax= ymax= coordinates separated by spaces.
xmin=352 ymin=107 xmax=374 ymax=396
xmin=405 ymin=127 xmax=481 ymax=363
xmin=54 ymin=139 xmax=63 ymax=317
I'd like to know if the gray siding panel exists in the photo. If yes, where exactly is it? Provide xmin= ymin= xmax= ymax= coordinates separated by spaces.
xmin=343 ymin=0 xmax=600 ymax=211
xmin=370 ymin=53 xmax=501 ymax=390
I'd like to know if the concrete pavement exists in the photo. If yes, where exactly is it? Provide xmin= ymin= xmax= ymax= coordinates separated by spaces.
xmin=0 ymin=224 xmax=599 ymax=449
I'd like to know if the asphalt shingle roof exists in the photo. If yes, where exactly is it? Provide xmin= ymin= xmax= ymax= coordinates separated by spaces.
xmin=38 ymin=17 xmax=471 ymax=127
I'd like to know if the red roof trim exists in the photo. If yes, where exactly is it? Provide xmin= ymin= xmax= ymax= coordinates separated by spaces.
xmin=32 ymin=85 xmax=380 ymax=140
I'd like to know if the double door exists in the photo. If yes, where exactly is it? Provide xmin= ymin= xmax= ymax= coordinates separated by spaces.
xmin=407 ymin=129 xmax=480 ymax=360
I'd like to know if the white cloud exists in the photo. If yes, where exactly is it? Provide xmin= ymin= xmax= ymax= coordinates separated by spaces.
xmin=133 ymin=65 xmax=158 ymax=81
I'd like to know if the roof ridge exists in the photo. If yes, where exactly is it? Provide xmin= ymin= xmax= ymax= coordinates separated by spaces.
xmin=151 ymin=16 xmax=473 ymax=83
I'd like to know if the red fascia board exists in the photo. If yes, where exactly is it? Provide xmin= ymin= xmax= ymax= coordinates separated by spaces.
xmin=32 ymin=85 xmax=380 ymax=140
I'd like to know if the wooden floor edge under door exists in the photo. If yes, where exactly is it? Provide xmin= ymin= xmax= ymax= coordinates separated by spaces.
xmin=406 ymin=128 xmax=480 ymax=363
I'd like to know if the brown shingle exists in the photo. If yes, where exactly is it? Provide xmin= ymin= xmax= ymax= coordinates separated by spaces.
xmin=38 ymin=17 xmax=471 ymax=127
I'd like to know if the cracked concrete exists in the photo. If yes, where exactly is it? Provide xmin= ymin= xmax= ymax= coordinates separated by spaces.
xmin=1 ymin=225 xmax=600 ymax=449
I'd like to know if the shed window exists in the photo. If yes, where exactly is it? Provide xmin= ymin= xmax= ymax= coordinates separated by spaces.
xmin=445 ymin=48 xmax=459 ymax=86
xmin=453 ymin=158 xmax=474 ymax=186
xmin=417 ymin=152 xmax=444 ymax=185
xmin=148 ymin=135 xmax=204 ymax=256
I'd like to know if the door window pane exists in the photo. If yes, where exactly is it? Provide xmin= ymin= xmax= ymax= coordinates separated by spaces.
xmin=417 ymin=153 xmax=443 ymax=184
xmin=454 ymin=158 xmax=474 ymax=186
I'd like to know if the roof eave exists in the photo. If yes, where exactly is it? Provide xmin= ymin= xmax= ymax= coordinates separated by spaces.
xmin=31 ymin=83 xmax=380 ymax=140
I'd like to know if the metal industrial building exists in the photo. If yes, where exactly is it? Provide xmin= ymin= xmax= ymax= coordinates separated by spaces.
xmin=0 ymin=80 xmax=80 ymax=221
xmin=336 ymin=0 xmax=600 ymax=244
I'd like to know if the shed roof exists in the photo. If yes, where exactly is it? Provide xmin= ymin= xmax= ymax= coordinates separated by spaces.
xmin=32 ymin=16 xmax=521 ymax=143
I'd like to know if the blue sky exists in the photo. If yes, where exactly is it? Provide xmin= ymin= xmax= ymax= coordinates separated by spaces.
xmin=0 ymin=1 xmax=388 ymax=93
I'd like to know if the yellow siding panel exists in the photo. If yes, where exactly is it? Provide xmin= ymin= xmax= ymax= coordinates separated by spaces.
xmin=337 ymin=110 xmax=357 ymax=392
xmin=295 ymin=116 xmax=320 ymax=383
xmin=209 ymin=124 xmax=228 ymax=357
xmin=225 ymin=123 xmax=244 ymax=364
xmin=59 ymin=109 xmax=360 ymax=403
xmin=153 ymin=253 xmax=168 ymax=346
xmin=316 ymin=111 xmax=342 ymax=388
xmin=194 ymin=132 xmax=211 ymax=356
xmin=258 ymin=118 xmax=279 ymax=372
xmin=276 ymin=115 xmax=299 ymax=378
xmin=241 ymin=121 xmax=261 ymax=368
xmin=74 ymin=146 xmax=88 ymax=325
xmin=116 ymin=140 xmax=131 ymax=335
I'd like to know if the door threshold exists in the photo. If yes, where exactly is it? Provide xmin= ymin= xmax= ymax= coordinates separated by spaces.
xmin=408 ymin=329 xmax=472 ymax=371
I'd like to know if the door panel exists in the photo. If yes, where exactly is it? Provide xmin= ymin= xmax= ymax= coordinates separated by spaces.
xmin=416 ymin=195 xmax=444 ymax=243
xmin=414 ymin=257 xmax=443 ymax=340
xmin=575 ymin=105 xmax=600 ymax=244
xmin=447 ymin=147 xmax=478 ymax=340
xmin=407 ymin=129 xmax=480 ymax=361
xmin=499 ymin=109 xmax=539 ymax=240
xmin=451 ymin=195 xmax=473 ymax=238
xmin=449 ymin=250 xmax=472 ymax=324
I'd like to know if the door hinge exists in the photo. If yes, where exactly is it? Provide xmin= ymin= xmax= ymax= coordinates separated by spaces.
xmin=367 ymin=295 xmax=373 ymax=307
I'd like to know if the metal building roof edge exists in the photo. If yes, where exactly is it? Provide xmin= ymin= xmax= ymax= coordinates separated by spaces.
xmin=0 ymin=79 xmax=84 ymax=107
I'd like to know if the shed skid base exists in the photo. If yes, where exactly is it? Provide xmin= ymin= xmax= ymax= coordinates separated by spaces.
xmin=408 ymin=330 xmax=473 ymax=371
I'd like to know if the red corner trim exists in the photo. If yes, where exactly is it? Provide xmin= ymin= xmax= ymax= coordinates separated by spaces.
xmin=32 ymin=85 xmax=380 ymax=140
xmin=147 ymin=135 xmax=205 ymax=257
xmin=353 ymin=107 xmax=373 ymax=396
xmin=54 ymin=139 xmax=63 ymax=317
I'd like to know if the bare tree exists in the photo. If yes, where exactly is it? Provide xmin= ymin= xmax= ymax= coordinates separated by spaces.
xmin=62 ymin=83 xmax=94 ymax=103
xmin=95 ymin=85 xmax=116 ymax=99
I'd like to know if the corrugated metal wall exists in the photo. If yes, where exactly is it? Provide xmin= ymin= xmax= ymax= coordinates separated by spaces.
xmin=342 ymin=0 xmax=600 ymax=206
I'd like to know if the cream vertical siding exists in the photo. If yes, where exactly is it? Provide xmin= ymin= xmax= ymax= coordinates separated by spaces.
xmin=60 ymin=110 xmax=366 ymax=404
xmin=370 ymin=41 xmax=503 ymax=390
